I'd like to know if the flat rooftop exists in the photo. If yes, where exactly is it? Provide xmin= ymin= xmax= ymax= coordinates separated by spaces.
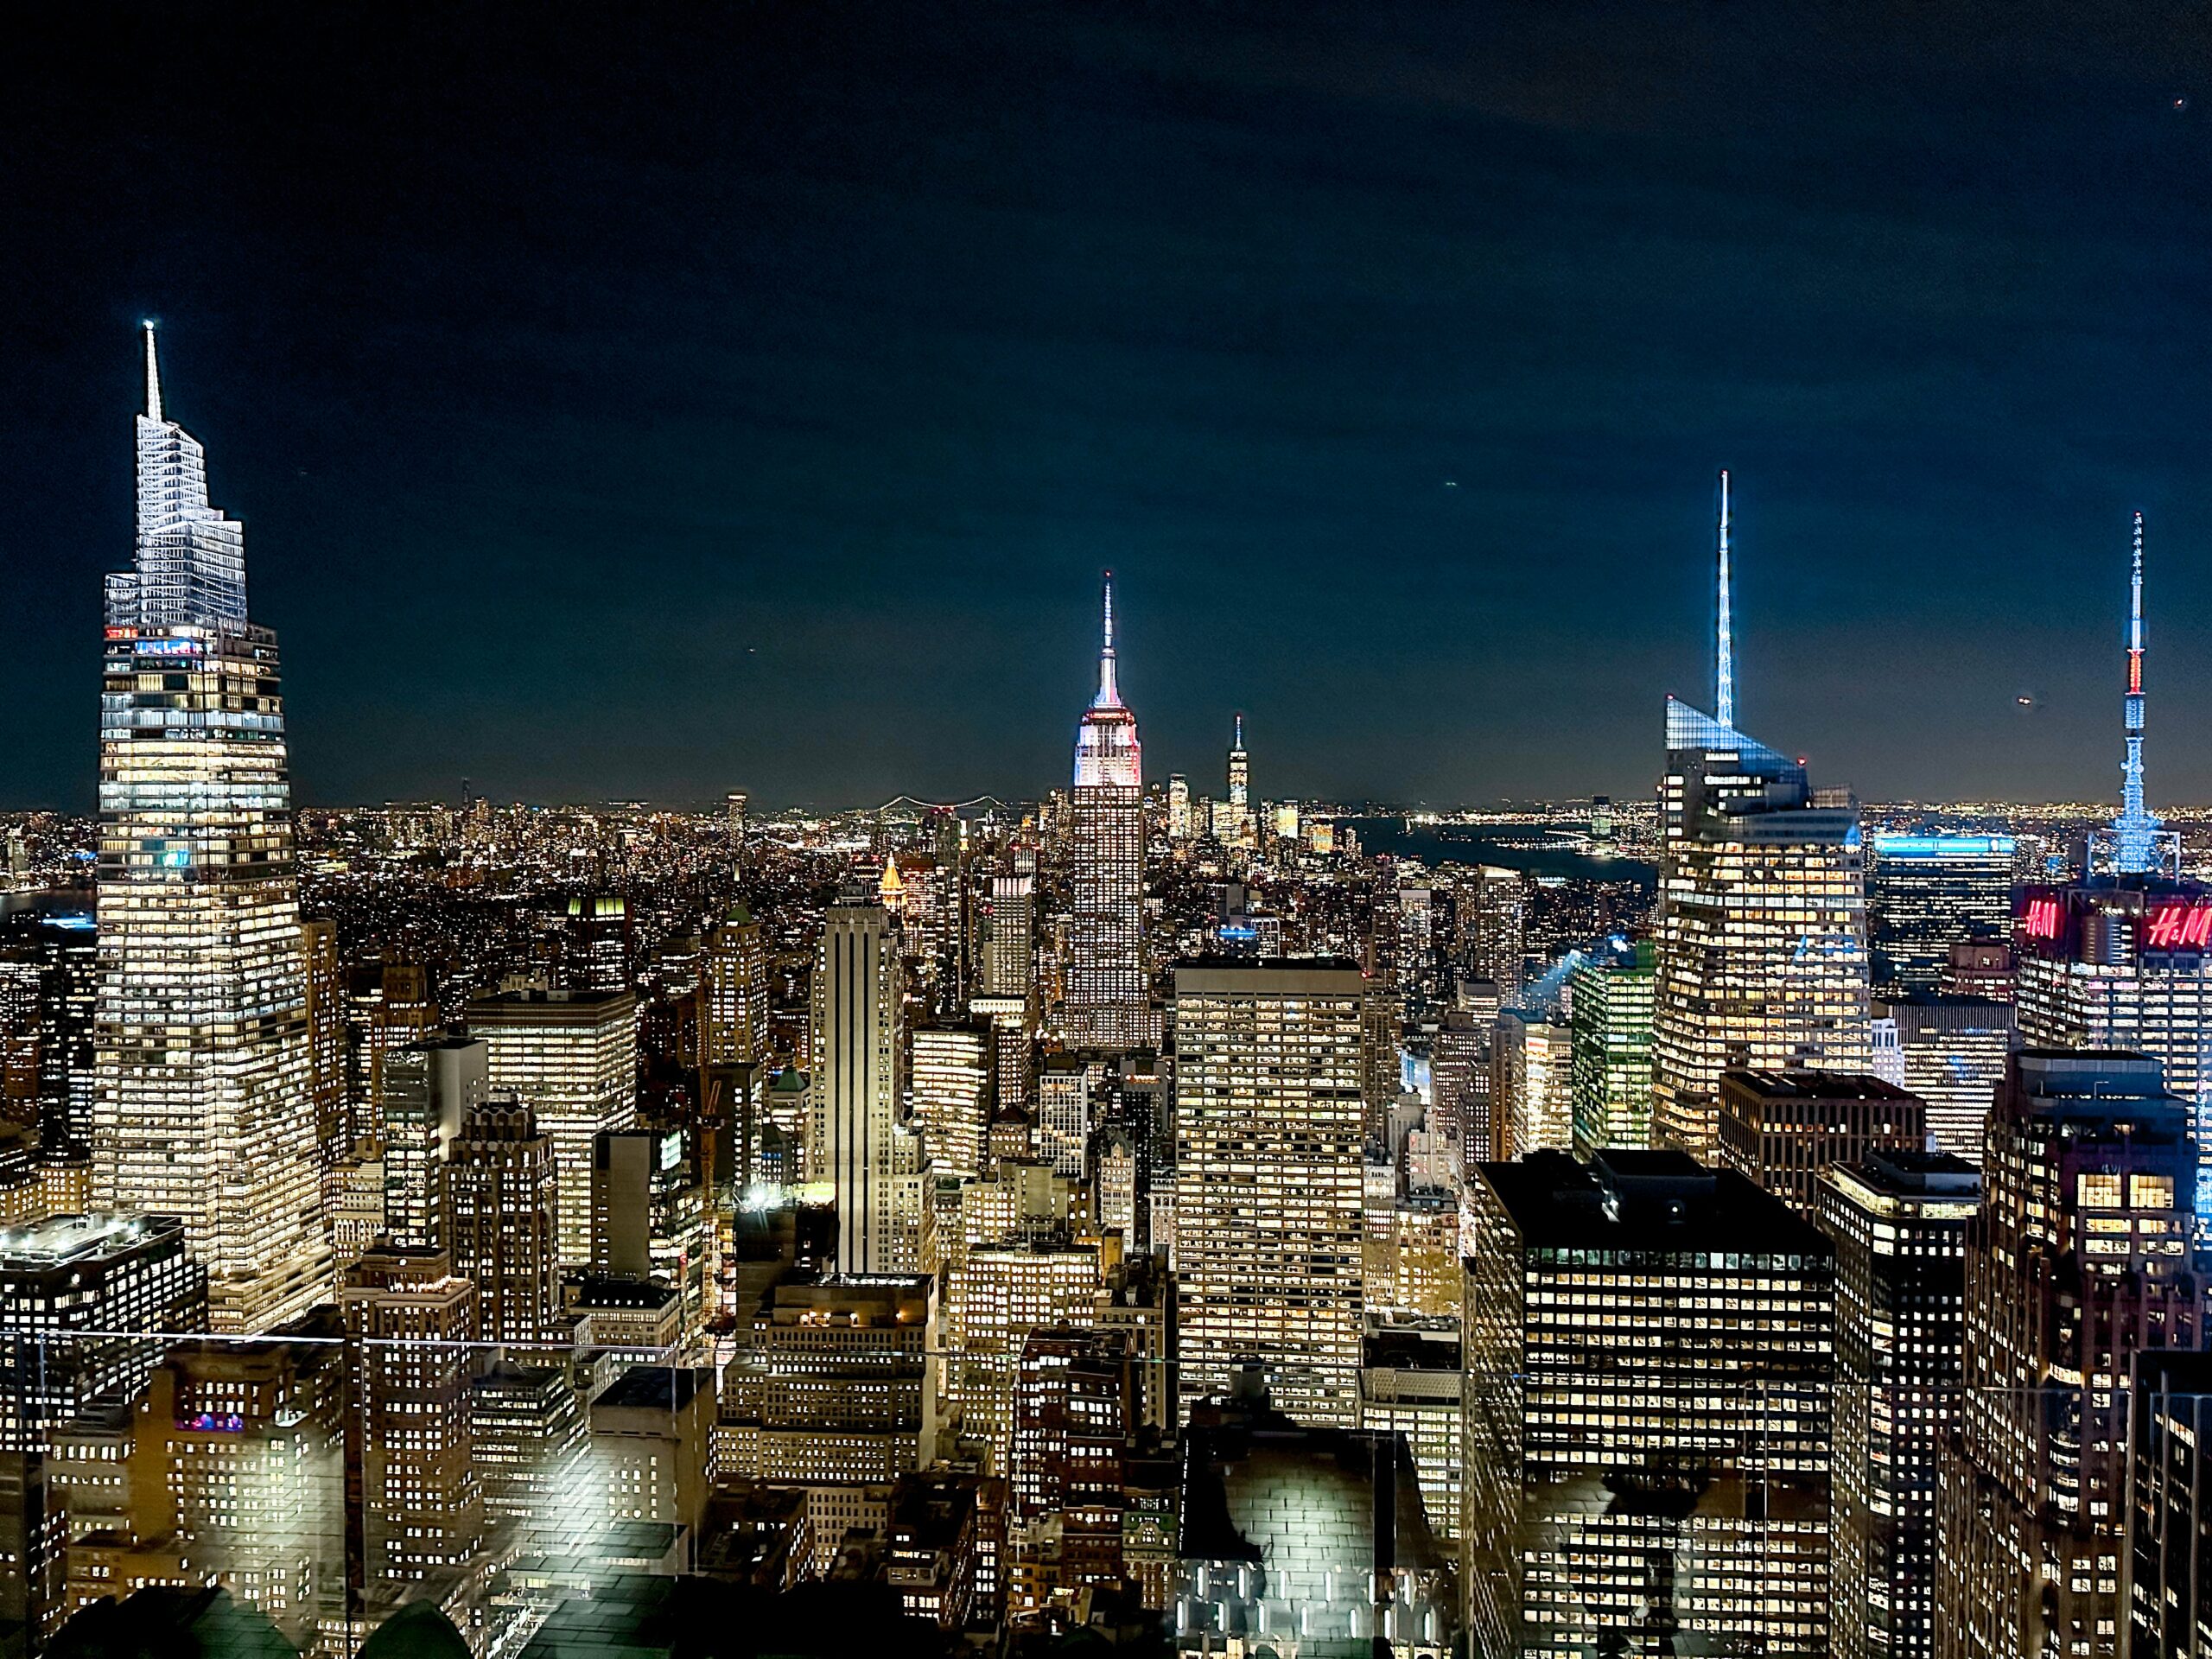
xmin=1478 ymin=1150 xmax=1828 ymax=1257
xmin=0 ymin=1211 xmax=183 ymax=1268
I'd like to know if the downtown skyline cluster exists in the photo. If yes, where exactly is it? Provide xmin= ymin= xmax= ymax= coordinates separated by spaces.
xmin=6 ymin=314 xmax=2212 ymax=1659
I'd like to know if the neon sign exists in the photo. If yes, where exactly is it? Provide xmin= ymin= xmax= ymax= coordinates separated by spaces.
xmin=2023 ymin=898 xmax=2062 ymax=941
xmin=2145 ymin=902 xmax=2212 ymax=950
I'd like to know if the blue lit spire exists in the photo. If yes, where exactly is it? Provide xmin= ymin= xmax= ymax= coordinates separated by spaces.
xmin=2108 ymin=510 xmax=2163 ymax=874
xmin=1715 ymin=468 xmax=1733 ymax=728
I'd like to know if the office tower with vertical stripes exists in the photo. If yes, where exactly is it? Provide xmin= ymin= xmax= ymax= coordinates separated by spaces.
xmin=93 ymin=325 xmax=332 ymax=1333
xmin=808 ymin=899 xmax=912 ymax=1272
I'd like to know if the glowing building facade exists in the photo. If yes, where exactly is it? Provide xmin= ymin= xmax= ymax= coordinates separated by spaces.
xmin=1462 ymin=1149 xmax=1835 ymax=1656
xmin=701 ymin=902 xmax=770 ymax=1068
xmin=1821 ymin=1149 xmax=1976 ymax=1659
xmin=1867 ymin=834 xmax=2017 ymax=994
xmin=93 ymin=324 xmax=332 ymax=1332
xmin=808 ymin=900 xmax=918 ymax=1272
xmin=1653 ymin=475 xmax=1870 ymax=1159
xmin=1938 ymin=1051 xmax=2206 ymax=1659
xmin=466 ymin=987 xmax=639 ymax=1268
xmin=1173 ymin=963 xmax=1367 ymax=1426
xmin=1567 ymin=938 xmax=1654 ymax=1157
xmin=1065 ymin=575 xmax=1150 ymax=1051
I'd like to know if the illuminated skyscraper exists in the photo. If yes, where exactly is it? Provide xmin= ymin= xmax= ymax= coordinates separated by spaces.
xmin=301 ymin=918 xmax=346 ymax=1173
xmin=378 ymin=1035 xmax=489 ymax=1252
xmin=912 ymin=1021 xmax=993 ymax=1179
xmin=701 ymin=902 xmax=770 ymax=1068
xmin=1874 ymin=993 xmax=2015 ymax=1164
xmin=1821 ymin=1149 xmax=1976 ymax=1659
xmin=1491 ymin=1007 xmax=1571 ymax=1160
xmin=969 ymin=852 xmax=1034 ymax=1109
xmin=1567 ymin=938 xmax=1655 ymax=1157
xmin=1938 ymin=1051 xmax=2206 ymax=1659
xmin=1716 ymin=1068 xmax=1925 ymax=1223
xmin=447 ymin=1099 xmax=559 ymax=1345
xmin=467 ymin=987 xmax=639 ymax=1268
xmin=1166 ymin=775 xmax=1192 ymax=842
xmin=1652 ymin=473 xmax=1870 ymax=1158
xmin=726 ymin=789 xmax=749 ymax=880
xmin=1463 ymin=1150 xmax=1835 ymax=1655
xmin=340 ymin=1244 xmax=482 ymax=1605
xmin=2125 ymin=1352 xmax=2212 ymax=1658
xmin=1065 ymin=575 xmax=1150 ymax=1051
xmin=2013 ymin=524 xmax=2212 ymax=1217
xmin=1221 ymin=714 xmax=1252 ymax=849
xmin=808 ymin=899 xmax=916 ymax=1271
xmin=1867 ymin=834 xmax=2016 ymax=994
xmin=565 ymin=890 xmax=632 ymax=990
xmin=1173 ymin=963 xmax=1367 ymax=1426
xmin=1459 ymin=865 xmax=1526 ymax=992
xmin=93 ymin=324 xmax=332 ymax=1332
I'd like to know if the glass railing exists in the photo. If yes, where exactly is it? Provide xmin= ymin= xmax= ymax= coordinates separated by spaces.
xmin=0 ymin=1325 xmax=2186 ymax=1659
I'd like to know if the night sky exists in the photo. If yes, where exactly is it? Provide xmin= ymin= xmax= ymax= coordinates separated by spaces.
xmin=8 ymin=3 xmax=2212 ymax=810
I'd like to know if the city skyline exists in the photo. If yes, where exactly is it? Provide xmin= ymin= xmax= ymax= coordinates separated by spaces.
xmin=10 ymin=7 xmax=2212 ymax=809
xmin=22 ymin=12 xmax=2212 ymax=1658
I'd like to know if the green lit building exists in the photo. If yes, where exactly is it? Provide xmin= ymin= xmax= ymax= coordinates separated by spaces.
xmin=1568 ymin=938 xmax=1655 ymax=1158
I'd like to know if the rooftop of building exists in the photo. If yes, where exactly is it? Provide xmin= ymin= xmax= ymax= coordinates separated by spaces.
xmin=1173 ymin=958 xmax=1365 ymax=995
xmin=1873 ymin=990 xmax=2015 ymax=1014
xmin=1830 ymin=1147 xmax=1981 ymax=1200
xmin=766 ymin=1272 xmax=931 ymax=1320
xmin=567 ymin=1274 xmax=682 ymax=1311
xmin=594 ymin=1364 xmax=709 ymax=1414
xmin=1179 ymin=1375 xmax=1449 ymax=1575
xmin=466 ymin=986 xmax=636 ymax=1015
xmin=1478 ymin=1148 xmax=1830 ymax=1257
xmin=1719 ymin=1068 xmax=1916 ymax=1103
xmin=1362 ymin=1325 xmax=1463 ymax=1372
xmin=2133 ymin=1351 xmax=2212 ymax=1396
xmin=0 ymin=1211 xmax=185 ymax=1268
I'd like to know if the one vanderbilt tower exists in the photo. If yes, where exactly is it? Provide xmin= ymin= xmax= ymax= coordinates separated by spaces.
xmin=94 ymin=324 xmax=332 ymax=1332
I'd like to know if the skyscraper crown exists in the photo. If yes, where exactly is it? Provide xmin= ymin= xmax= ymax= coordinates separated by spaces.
xmin=107 ymin=322 xmax=250 ymax=633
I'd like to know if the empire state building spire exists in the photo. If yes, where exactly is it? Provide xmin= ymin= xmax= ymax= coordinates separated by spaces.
xmin=1094 ymin=569 xmax=1122 ymax=709
xmin=1074 ymin=570 xmax=1140 ymax=785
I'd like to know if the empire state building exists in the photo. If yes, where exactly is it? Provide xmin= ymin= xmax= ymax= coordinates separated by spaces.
xmin=1065 ymin=574 xmax=1152 ymax=1050
xmin=94 ymin=324 xmax=332 ymax=1332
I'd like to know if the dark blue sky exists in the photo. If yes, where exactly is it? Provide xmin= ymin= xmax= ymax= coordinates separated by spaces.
xmin=9 ymin=2 xmax=2212 ymax=810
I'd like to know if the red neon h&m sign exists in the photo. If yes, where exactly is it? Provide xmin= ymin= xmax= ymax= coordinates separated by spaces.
xmin=2023 ymin=898 xmax=2063 ymax=941
xmin=2145 ymin=901 xmax=2212 ymax=950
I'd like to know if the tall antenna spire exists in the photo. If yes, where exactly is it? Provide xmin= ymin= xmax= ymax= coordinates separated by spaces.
xmin=1093 ymin=569 xmax=1121 ymax=707
xmin=1715 ymin=468 xmax=1733 ymax=727
xmin=2108 ymin=510 xmax=2164 ymax=874
xmin=142 ymin=320 xmax=162 ymax=423
xmin=1233 ymin=713 xmax=1243 ymax=750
